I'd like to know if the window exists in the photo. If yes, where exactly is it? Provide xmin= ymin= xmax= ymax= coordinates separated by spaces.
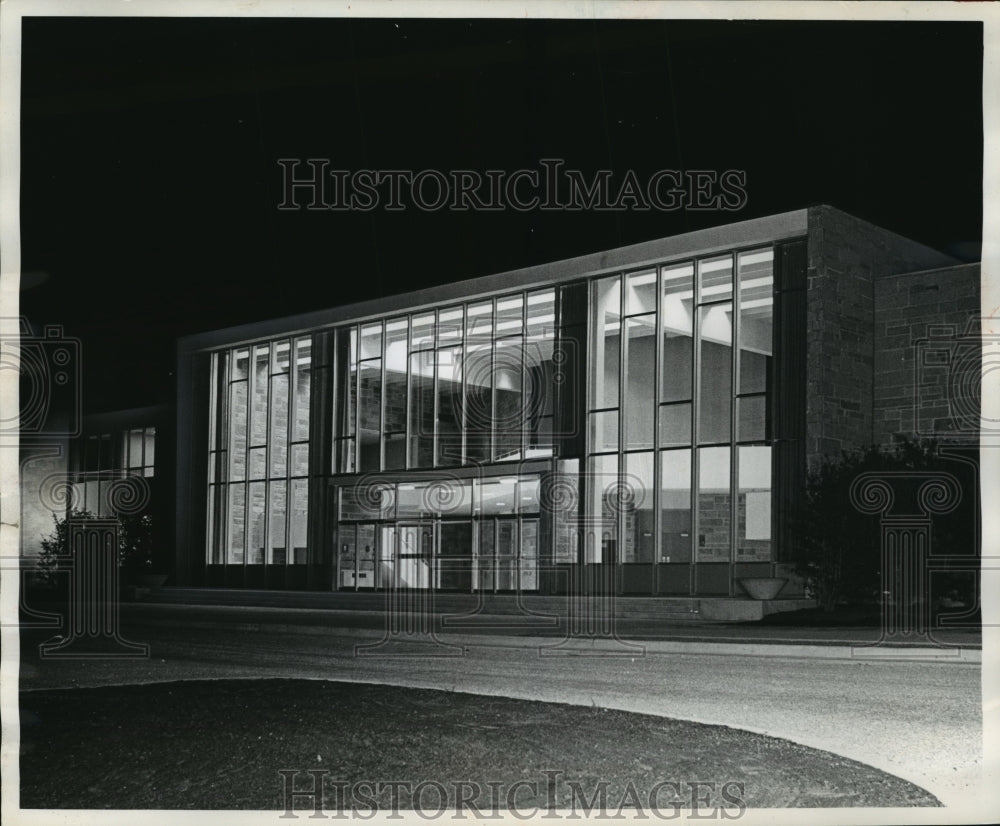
xmin=330 ymin=289 xmax=557 ymax=472
xmin=206 ymin=336 xmax=312 ymax=565
xmin=585 ymin=247 xmax=774 ymax=572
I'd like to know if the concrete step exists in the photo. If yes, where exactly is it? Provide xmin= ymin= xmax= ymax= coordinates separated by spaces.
xmin=144 ymin=587 xmax=813 ymax=623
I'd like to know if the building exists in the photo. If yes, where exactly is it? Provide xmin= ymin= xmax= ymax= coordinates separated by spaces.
xmin=163 ymin=207 xmax=976 ymax=598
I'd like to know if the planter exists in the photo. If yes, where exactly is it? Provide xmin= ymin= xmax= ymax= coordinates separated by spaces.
xmin=136 ymin=573 xmax=168 ymax=588
xmin=738 ymin=576 xmax=787 ymax=600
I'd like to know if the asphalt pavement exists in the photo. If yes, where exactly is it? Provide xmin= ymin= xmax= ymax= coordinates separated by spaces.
xmin=15 ymin=600 xmax=987 ymax=812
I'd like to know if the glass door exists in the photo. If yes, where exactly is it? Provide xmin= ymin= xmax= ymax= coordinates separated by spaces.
xmin=520 ymin=520 xmax=539 ymax=592
xmin=437 ymin=521 xmax=473 ymax=591
xmin=377 ymin=525 xmax=396 ymax=588
xmin=496 ymin=519 xmax=518 ymax=591
xmin=396 ymin=522 xmax=433 ymax=589
xmin=476 ymin=521 xmax=494 ymax=592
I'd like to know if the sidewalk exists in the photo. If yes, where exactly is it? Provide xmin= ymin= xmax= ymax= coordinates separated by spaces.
xmin=130 ymin=587 xmax=982 ymax=658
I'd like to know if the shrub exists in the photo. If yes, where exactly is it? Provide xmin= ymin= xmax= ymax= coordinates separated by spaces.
xmin=37 ymin=509 xmax=155 ymax=586
xmin=793 ymin=437 xmax=977 ymax=612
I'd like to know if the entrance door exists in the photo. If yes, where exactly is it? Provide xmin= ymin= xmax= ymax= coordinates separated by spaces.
xmin=495 ymin=519 xmax=518 ymax=591
xmin=396 ymin=523 xmax=433 ymax=589
xmin=476 ymin=521 xmax=494 ymax=592
xmin=378 ymin=525 xmax=396 ymax=588
xmin=437 ymin=522 xmax=473 ymax=590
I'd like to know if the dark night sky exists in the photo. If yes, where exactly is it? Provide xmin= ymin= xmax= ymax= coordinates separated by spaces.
xmin=17 ymin=17 xmax=983 ymax=415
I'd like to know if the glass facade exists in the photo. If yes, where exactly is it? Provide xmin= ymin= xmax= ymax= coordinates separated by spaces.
xmin=206 ymin=337 xmax=312 ymax=566
xmin=70 ymin=426 xmax=156 ymax=517
xmin=200 ymin=247 xmax=774 ymax=594
xmin=586 ymin=248 xmax=774 ymax=576
xmin=332 ymin=289 xmax=556 ymax=473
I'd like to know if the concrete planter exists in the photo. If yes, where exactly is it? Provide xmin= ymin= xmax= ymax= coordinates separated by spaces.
xmin=738 ymin=577 xmax=787 ymax=600
xmin=136 ymin=573 xmax=168 ymax=588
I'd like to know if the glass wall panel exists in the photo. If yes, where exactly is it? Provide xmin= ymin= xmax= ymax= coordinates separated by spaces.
xmin=737 ymin=249 xmax=774 ymax=390
xmin=464 ymin=334 xmax=492 ymax=463
xmin=624 ymin=315 xmax=656 ymax=448
xmin=660 ymin=449 xmax=692 ymax=563
xmin=698 ymin=255 xmax=733 ymax=303
xmin=625 ymin=269 xmax=656 ymax=315
xmin=493 ymin=337 xmax=523 ymax=461
xmin=396 ymin=482 xmax=432 ymax=518
xmin=208 ymin=484 xmax=226 ymax=564
xmin=209 ymin=336 xmax=311 ymax=567
xmin=248 ymin=482 xmax=266 ymax=564
xmin=496 ymin=519 xmax=517 ymax=590
xmin=476 ymin=477 xmax=519 ymax=516
xmin=438 ymin=307 xmax=464 ymax=346
xmin=589 ymin=276 xmax=621 ymax=410
xmin=232 ymin=347 xmax=250 ymax=381
xmin=249 ymin=446 xmax=267 ymax=480
xmin=291 ymin=443 xmax=310 ymax=477
xmin=585 ymin=453 xmax=619 ymax=563
xmin=291 ymin=478 xmax=309 ymax=564
xmin=518 ymin=476 xmax=540 ymax=514
xmin=358 ymin=359 xmax=382 ymax=472
xmin=228 ymin=381 xmax=248 ymax=481
xmin=624 ymin=452 xmax=654 ymax=562
xmin=698 ymin=303 xmax=732 ymax=444
xmin=144 ymin=428 xmax=156 ymax=470
xmin=292 ymin=337 xmax=312 ymax=442
xmin=737 ymin=445 xmax=772 ymax=562
xmin=251 ymin=345 xmax=270 ymax=447
xmin=268 ymin=480 xmax=287 ymax=564
xmin=383 ymin=432 xmax=406 ymax=470
xmin=272 ymin=339 xmax=291 ymax=373
xmin=438 ymin=521 xmax=473 ymax=591
xmin=436 ymin=346 xmax=463 ymax=465
xmin=423 ymin=478 xmax=473 ymax=517
xmin=269 ymin=374 xmax=289 ymax=477
xmin=466 ymin=301 xmax=493 ymax=338
xmin=477 ymin=521 xmax=495 ymax=591
xmin=661 ymin=262 xmax=694 ymax=403
xmin=357 ymin=523 xmax=375 ymax=579
xmin=526 ymin=290 xmax=556 ymax=338
xmin=128 ymin=429 xmax=143 ymax=469
xmin=697 ymin=446 xmax=730 ymax=562
xmin=408 ymin=350 xmax=435 ymax=468
xmin=383 ymin=319 xmax=408 ymax=464
xmin=227 ymin=482 xmax=245 ymax=563
xmin=359 ymin=323 xmax=383 ymax=361
xmin=410 ymin=313 xmax=435 ymax=350
xmin=520 ymin=520 xmax=539 ymax=591
xmin=659 ymin=403 xmax=691 ymax=447
xmin=588 ymin=410 xmax=619 ymax=453
xmin=495 ymin=295 xmax=524 ymax=337
xmin=738 ymin=396 xmax=767 ymax=443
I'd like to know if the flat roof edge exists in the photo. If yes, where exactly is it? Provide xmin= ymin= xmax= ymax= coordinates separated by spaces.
xmin=179 ymin=208 xmax=809 ymax=353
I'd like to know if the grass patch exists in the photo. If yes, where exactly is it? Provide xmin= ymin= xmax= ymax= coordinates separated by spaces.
xmin=19 ymin=679 xmax=938 ymax=810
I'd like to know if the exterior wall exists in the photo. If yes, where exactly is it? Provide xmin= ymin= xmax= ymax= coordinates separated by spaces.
xmin=20 ymin=441 xmax=70 ymax=557
xmin=872 ymin=263 xmax=981 ymax=444
xmin=805 ymin=206 xmax=957 ymax=464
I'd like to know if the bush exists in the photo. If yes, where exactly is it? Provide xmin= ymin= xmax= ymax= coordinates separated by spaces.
xmin=37 ymin=509 xmax=156 ymax=586
xmin=793 ymin=437 xmax=977 ymax=613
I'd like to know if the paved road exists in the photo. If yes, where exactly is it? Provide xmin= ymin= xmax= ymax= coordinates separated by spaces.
xmin=16 ymin=603 xmax=985 ymax=811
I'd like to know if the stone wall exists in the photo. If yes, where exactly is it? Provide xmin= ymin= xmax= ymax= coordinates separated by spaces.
xmin=805 ymin=206 xmax=957 ymax=465
xmin=872 ymin=263 xmax=981 ymax=444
